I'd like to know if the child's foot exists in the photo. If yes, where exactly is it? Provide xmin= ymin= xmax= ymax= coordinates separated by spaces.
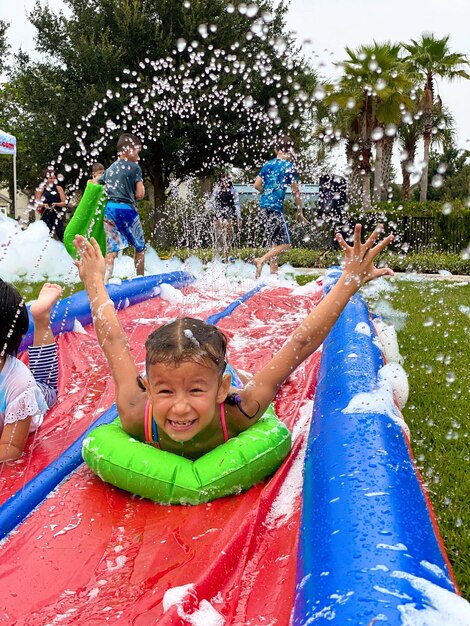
xmin=253 ymin=259 xmax=263 ymax=278
xmin=254 ymin=258 xmax=263 ymax=279
xmin=30 ymin=283 xmax=62 ymax=321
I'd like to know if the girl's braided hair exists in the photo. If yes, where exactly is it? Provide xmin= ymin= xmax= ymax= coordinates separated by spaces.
xmin=145 ymin=317 xmax=227 ymax=374
xmin=0 ymin=279 xmax=29 ymax=358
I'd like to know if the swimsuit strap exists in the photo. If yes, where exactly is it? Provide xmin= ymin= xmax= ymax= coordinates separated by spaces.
xmin=144 ymin=400 xmax=159 ymax=445
xmin=220 ymin=402 xmax=229 ymax=443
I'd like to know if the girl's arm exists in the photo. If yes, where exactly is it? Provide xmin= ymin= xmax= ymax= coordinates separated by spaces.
xmin=0 ymin=418 xmax=32 ymax=462
xmin=72 ymin=236 xmax=142 ymax=414
xmin=237 ymin=224 xmax=394 ymax=420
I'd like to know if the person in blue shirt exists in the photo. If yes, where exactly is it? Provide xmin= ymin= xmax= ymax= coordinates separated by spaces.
xmin=253 ymin=135 xmax=307 ymax=278
xmin=211 ymin=173 xmax=241 ymax=263
xmin=100 ymin=133 xmax=146 ymax=281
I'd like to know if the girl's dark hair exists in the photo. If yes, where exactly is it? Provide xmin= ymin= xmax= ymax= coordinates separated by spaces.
xmin=0 ymin=279 xmax=29 ymax=358
xmin=42 ymin=166 xmax=56 ymax=178
xmin=145 ymin=317 xmax=227 ymax=375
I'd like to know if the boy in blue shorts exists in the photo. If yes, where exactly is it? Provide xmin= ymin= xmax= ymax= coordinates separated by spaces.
xmin=253 ymin=135 xmax=307 ymax=278
xmin=100 ymin=133 xmax=146 ymax=281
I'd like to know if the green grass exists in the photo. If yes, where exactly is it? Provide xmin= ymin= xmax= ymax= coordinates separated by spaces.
xmin=383 ymin=279 xmax=470 ymax=597
xmin=298 ymin=273 xmax=470 ymax=597
xmin=14 ymin=281 xmax=81 ymax=303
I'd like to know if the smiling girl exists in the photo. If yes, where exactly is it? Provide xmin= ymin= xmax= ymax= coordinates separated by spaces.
xmin=73 ymin=224 xmax=393 ymax=460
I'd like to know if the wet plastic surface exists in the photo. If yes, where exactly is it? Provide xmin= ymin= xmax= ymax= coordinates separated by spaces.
xmin=0 ymin=285 xmax=322 ymax=625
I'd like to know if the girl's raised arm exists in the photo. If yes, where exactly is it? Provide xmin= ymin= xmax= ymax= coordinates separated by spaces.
xmin=240 ymin=224 xmax=394 ymax=417
xmin=73 ymin=235 xmax=140 ymax=395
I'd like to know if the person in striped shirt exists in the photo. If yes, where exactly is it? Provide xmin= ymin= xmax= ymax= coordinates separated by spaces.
xmin=0 ymin=281 xmax=62 ymax=462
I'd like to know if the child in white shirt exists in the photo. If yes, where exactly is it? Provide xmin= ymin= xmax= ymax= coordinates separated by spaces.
xmin=0 ymin=281 xmax=62 ymax=462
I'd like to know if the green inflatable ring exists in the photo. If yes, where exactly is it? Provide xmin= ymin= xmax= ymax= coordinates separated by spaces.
xmin=63 ymin=181 xmax=107 ymax=258
xmin=82 ymin=404 xmax=291 ymax=505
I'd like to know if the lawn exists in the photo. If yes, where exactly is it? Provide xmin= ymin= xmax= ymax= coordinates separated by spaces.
xmin=11 ymin=274 xmax=470 ymax=597
xmin=375 ymin=277 xmax=470 ymax=598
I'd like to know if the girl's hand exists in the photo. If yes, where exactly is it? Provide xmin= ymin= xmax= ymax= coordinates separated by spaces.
xmin=336 ymin=224 xmax=394 ymax=288
xmin=73 ymin=235 xmax=106 ymax=284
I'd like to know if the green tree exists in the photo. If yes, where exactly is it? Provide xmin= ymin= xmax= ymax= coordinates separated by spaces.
xmin=426 ymin=145 xmax=470 ymax=202
xmin=397 ymin=99 xmax=455 ymax=201
xmin=0 ymin=19 xmax=9 ymax=76
xmin=403 ymin=33 xmax=469 ymax=201
xmin=321 ymin=41 xmax=412 ymax=207
xmin=9 ymin=0 xmax=315 ymax=221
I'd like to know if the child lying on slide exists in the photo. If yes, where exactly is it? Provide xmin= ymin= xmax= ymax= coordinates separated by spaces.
xmin=0 ymin=282 xmax=62 ymax=462
xmin=73 ymin=224 xmax=394 ymax=460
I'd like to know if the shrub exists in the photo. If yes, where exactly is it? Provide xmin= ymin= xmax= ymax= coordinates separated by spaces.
xmin=157 ymin=247 xmax=470 ymax=275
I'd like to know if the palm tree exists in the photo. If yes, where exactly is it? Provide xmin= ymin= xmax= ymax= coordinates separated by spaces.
xmin=322 ymin=42 xmax=413 ymax=207
xmin=403 ymin=34 xmax=469 ymax=201
xmin=397 ymin=98 xmax=455 ymax=200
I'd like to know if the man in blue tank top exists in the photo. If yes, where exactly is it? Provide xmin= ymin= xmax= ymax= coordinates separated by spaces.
xmin=100 ymin=133 xmax=146 ymax=281
xmin=253 ymin=135 xmax=307 ymax=278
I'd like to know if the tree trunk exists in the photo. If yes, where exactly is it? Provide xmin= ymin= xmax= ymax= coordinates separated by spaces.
xmin=420 ymin=131 xmax=431 ymax=201
xmin=373 ymin=138 xmax=383 ymax=202
xmin=401 ymin=162 xmax=411 ymax=201
xmin=380 ymin=136 xmax=394 ymax=201
xmin=420 ymin=85 xmax=434 ymax=202
xmin=147 ymin=162 xmax=169 ymax=246
xmin=361 ymin=139 xmax=372 ymax=209
xmin=346 ymin=142 xmax=362 ymax=206
xmin=362 ymin=173 xmax=371 ymax=209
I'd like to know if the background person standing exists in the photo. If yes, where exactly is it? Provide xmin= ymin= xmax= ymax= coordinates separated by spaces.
xmin=100 ymin=133 xmax=146 ymax=281
xmin=34 ymin=167 xmax=67 ymax=241
xmin=253 ymin=135 xmax=307 ymax=278
xmin=211 ymin=173 xmax=241 ymax=263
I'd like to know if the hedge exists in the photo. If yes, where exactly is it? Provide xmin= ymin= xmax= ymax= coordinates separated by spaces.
xmin=156 ymin=247 xmax=470 ymax=275
xmin=139 ymin=195 xmax=469 ymax=255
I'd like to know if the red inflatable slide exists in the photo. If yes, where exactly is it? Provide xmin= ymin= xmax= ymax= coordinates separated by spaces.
xmin=0 ymin=284 xmax=322 ymax=625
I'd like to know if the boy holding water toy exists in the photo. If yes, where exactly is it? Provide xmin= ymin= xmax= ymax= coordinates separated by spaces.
xmin=100 ymin=133 xmax=146 ymax=281
xmin=253 ymin=135 xmax=308 ymax=279
xmin=0 ymin=281 xmax=62 ymax=462
xmin=73 ymin=223 xmax=393 ymax=461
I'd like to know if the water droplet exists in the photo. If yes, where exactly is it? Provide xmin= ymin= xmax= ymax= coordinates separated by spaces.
xmin=246 ymin=3 xmax=258 ymax=17
xmin=371 ymin=127 xmax=384 ymax=141
xmin=243 ymin=95 xmax=254 ymax=109
xmin=198 ymin=24 xmax=208 ymax=38
xmin=177 ymin=38 xmax=187 ymax=52
xmin=431 ymin=174 xmax=443 ymax=189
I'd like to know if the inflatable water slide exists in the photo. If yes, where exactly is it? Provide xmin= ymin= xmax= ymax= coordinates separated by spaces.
xmin=0 ymin=269 xmax=463 ymax=625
